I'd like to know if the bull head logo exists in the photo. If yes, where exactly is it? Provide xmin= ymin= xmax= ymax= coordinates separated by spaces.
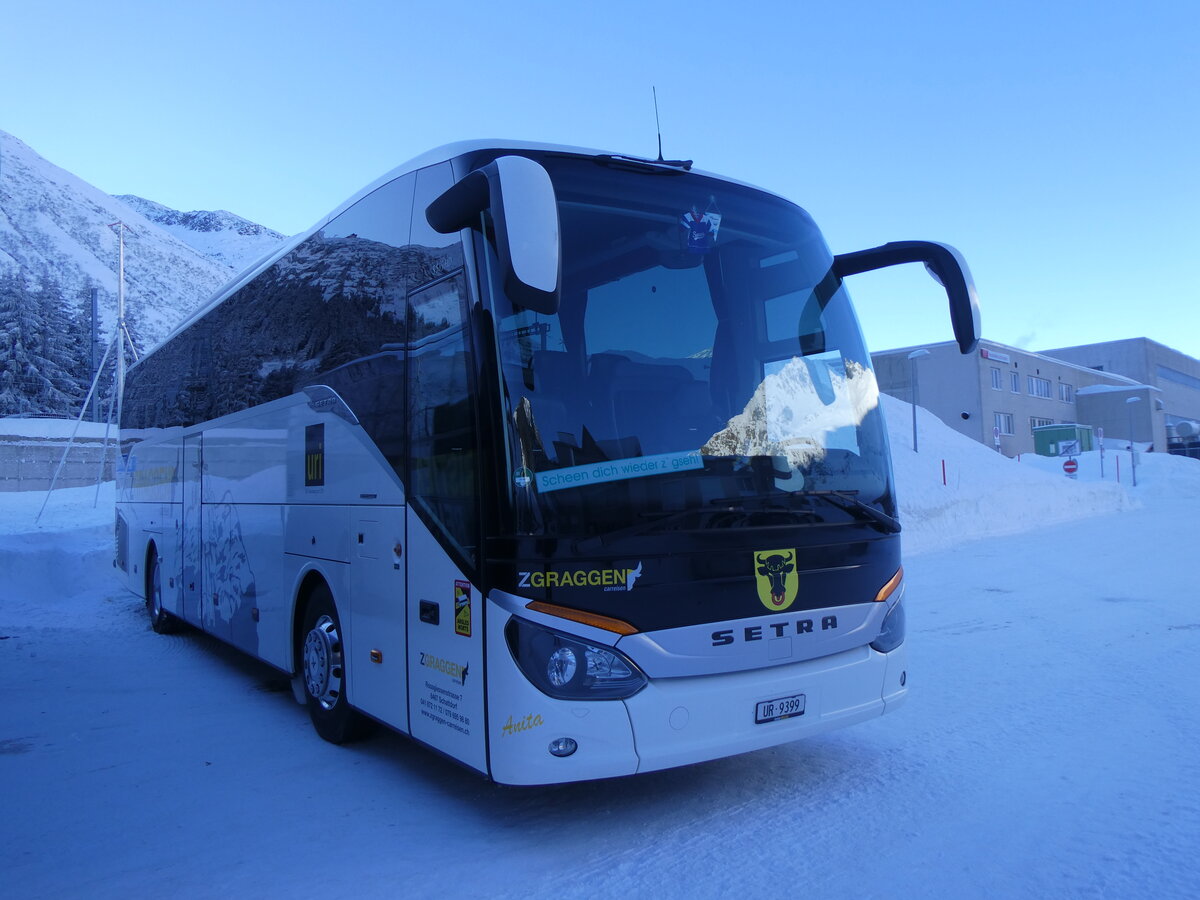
xmin=754 ymin=549 xmax=798 ymax=611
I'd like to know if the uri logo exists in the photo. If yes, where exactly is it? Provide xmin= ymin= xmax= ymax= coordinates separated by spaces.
xmin=305 ymin=423 xmax=325 ymax=487
xmin=755 ymin=549 xmax=798 ymax=611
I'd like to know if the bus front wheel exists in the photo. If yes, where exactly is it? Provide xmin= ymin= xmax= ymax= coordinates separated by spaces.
xmin=146 ymin=553 xmax=179 ymax=635
xmin=300 ymin=584 xmax=371 ymax=744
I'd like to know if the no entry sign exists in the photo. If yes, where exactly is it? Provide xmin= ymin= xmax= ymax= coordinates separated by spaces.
xmin=1063 ymin=458 xmax=1079 ymax=475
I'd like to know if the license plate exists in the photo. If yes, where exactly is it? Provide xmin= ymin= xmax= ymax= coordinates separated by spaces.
xmin=755 ymin=693 xmax=806 ymax=724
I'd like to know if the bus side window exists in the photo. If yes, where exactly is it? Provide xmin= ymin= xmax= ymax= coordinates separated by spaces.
xmin=408 ymin=273 xmax=478 ymax=568
xmin=407 ymin=162 xmax=464 ymax=299
xmin=301 ymin=172 xmax=417 ymax=481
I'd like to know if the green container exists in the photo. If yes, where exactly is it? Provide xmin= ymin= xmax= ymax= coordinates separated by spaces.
xmin=1033 ymin=423 xmax=1095 ymax=457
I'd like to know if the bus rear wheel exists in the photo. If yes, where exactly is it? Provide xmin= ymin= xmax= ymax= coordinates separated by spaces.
xmin=146 ymin=553 xmax=179 ymax=634
xmin=301 ymin=584 xmax=371 ymax=744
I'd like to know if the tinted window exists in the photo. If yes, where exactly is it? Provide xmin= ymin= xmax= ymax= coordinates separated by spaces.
xmin=408 ymin=162 xmax=463 ymax=289
xmin=123 ymin=174 xmax=417 ymax=434
xmin=408 ymin=272 xmax=478 ymax=564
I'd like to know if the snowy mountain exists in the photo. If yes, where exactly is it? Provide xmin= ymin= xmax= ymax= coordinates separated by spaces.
xmin=113 ymin=194 xmax=286 ymax=273
xmin=0 ymin=129 xmax=283 ymax=351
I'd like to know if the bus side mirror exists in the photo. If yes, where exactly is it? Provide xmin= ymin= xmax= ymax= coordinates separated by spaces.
xmin=426 ymin=155 xmax=561 ymax=315
xmin=832 ymin=240 xmax=980 ymax=354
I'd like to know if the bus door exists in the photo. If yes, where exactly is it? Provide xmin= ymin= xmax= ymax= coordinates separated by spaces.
xmin=181 ymin=433 xmax=203 ymax=628
xmin=404 ymin=269 xmax=487 ymax=774
xmin=405 ymin=516 xmax=485 ymax=771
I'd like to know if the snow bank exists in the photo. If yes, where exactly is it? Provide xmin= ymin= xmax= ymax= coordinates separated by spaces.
xmin=0 ymin=416 xmax=117 ymax=440
xmin=882 ymin=393 xmax=1141 ymax=555
xmin=1019 ymin=439 xmax=1200 ymax=505
xmin=0 ymin=483 xmax=114 ymax=629
xmin=0 ymin=479 xmax=113 ymax=533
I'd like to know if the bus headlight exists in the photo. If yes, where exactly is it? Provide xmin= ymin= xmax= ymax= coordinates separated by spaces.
xmin=870 ymin=597 xmax=906 ymax=653
xmin=547 ymin=646 xmax=578 ymax=687
xmin=506 ymin=617 xmax=646 ymax=700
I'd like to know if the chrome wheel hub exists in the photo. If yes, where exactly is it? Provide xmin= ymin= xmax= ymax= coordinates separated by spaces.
xmin=303 ymin=615 xmax=343 ymax=710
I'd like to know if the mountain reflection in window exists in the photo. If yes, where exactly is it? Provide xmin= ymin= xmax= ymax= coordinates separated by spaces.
xmin=121 ymin=167 xmax=465 ymax=438
xmin=702 ymin=354 xmax=880 ymax=469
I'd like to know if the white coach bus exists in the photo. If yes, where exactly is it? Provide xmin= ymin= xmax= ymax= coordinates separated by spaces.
xmin=116 ymin=142 xmax=979 ymax=785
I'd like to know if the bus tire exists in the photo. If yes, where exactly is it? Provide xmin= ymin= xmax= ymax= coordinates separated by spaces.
xmin=300 ymin=584 xmax=371 ymax=744
xmin=146 ymin=552 xmax=180 ymax=635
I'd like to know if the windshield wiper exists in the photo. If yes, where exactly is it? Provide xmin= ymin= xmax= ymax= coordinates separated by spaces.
xmin=801 ymin=490 xmax=901 ymax=534
xmin=574 ymin=502 xmax=823 ymax=552
xmin=709 ymin=490 xmax=898 ymax=533
xmin=593 ymin=153 xmax=693 ymax=173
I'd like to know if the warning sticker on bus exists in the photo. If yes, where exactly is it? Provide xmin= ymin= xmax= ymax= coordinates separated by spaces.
xmin=454 ymin=580 xmax=472 ymax=637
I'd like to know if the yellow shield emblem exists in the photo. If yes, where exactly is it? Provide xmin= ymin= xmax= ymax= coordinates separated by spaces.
xmin=755 ymin=549 xmax=798 ymax=611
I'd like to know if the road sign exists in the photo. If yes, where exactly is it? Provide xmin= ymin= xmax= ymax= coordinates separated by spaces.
xmin=1063 ymin=458 xmax=1079 ymax=475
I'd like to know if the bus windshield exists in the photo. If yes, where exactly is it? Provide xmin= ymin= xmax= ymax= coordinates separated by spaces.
xmin=489 ymin=156 xmax=893 ymax=542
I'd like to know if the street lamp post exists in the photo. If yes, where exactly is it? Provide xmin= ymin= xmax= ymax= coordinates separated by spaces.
xmin=1126 ymin=396 xmax=1141 ymax=487
xmin=907 ymin=349 xmax=930 ymax=452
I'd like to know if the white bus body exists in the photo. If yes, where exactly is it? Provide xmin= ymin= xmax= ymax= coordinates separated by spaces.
xmin=117 ymin=141 xmax=978 ymax=784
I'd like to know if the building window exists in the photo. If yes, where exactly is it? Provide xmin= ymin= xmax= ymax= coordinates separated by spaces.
xmin=1010 ymin=372 xmax=1020 ymax=393
xmin=1028 ymin=375 xmax=1052 ymax=399
xmin=1031 ymin=416 xmax=1054 ymax=430
xmin=990 ymin=367 xmax=1002 ymax=390
xmin=1059 ymin=383 xmax=1074 ymax=402
xmin=1156 ymin=365 xmax=1200 ymax=391
xmin=994 ymin=412 xmax=1014 ymax=435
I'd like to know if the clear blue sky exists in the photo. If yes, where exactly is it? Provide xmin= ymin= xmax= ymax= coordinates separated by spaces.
xmin=2 ymin=0 xmax=1197 ymax=357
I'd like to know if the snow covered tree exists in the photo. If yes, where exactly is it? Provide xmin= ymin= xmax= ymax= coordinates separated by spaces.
xmin=0 ymin=271 xmax=91 ymax=416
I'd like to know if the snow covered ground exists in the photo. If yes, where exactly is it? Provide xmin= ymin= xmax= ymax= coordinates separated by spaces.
xmin=0 ymin=417 xmax=119 ymax=440
xmin=3 ymin=399 xmax=1199 ymax=898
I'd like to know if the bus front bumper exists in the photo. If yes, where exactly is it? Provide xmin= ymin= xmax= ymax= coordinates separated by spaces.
xmin=624 ymin=642 xmax=906 ymax=775
xmin=486 ymin=600 xmax=907 ymax=785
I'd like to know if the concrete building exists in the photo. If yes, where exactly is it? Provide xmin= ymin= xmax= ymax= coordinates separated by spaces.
xmin=871 ymin=339 xmax=1164 ymax=457
xmin=1040 ymin=338 xmax=1200 ymax=452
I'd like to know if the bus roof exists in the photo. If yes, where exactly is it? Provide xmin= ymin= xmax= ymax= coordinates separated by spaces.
xmin=143 ymin=140 xmax=781 ymax=362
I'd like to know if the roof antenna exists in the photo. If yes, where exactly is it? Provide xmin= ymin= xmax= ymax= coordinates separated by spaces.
xmin=653 ymin=86 xmax=665 ymax=162
xmin=597 ymin=88 xmax=691 ymax=170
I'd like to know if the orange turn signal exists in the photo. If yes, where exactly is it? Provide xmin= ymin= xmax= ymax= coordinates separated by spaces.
xmin=525 ymin=601 xmax=639 ymax=635
xmin=874 ymin=567 xmax=904 ymax=603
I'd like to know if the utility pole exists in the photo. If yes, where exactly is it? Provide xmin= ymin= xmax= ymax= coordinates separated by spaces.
xmin=907 ymin=348 xmax=930 ymax=452
xmin=37 ymin=221 xmax=139 ymax=521
xmin=107 ymin=222 xmax=137 ymax=429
